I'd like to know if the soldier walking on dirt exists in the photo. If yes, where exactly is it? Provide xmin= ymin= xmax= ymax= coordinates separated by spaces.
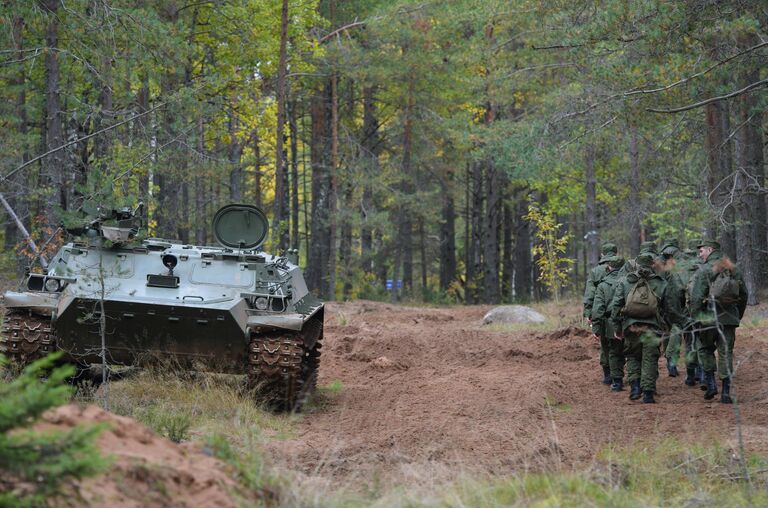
xmin=609 ymin=253 xmax=691 ymax=403
xmin=658 ymin=239 xmax=684 ymax=378
xmin=583 ymin=242 xmax=618 ymax=384
xmin=688 ymin=240 xmax=748 ymax=403
xmin=591 ymin=256 xmax=626 ymax=391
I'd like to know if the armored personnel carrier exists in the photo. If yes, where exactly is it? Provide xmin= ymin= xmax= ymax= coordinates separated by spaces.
xmin=1 ymin=203 xmax=323 ymax=410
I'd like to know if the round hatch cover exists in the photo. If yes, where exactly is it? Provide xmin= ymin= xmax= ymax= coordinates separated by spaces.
xmin=212 ymin=204 xmax=268 ymax=249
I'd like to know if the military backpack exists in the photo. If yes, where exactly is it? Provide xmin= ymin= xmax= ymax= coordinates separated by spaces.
xmin=709 ymin=269 xmax=740 ymax=305
xmin=623 ymin=274 xmax=659 ymax=319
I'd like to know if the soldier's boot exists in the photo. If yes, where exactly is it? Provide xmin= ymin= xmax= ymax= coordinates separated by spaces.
xmin=720 ymin=377 xmax=732 ymax=404
xmin=629 ymin=379 xmax=641 ymax=400
xmin=610 ymin=378 xmax=624 ymax=392
xmin=684 ymin=367 xmax=697 ymax=386
xmin=695 ymin=366 xmax=704 ymax=384
xmin=602 ymin=365 xmax=611 ymax=385
xmin=666 ymin=358 xmax=679 ymax=377
xmin=642 ymin=390 xmax=655 ymax=404
xmin=703 ymin=371 xmax=718 ymax=400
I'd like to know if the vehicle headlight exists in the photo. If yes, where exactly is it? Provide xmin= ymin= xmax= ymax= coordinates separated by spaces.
xmin=254 ymin=297 xmax=268 ymax=310
xmin=45 ymin=278 xmax=60 ymax=292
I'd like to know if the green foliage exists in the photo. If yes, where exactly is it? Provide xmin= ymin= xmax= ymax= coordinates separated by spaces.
xmin=525 ymin=203 xmax=574 ymax=302
xmin=0 ymin=354 xmax=107 ymax=507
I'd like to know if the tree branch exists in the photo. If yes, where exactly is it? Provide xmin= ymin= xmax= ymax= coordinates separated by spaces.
xmin=319 ymin=21 xmax=366 ymax=44
xmin=647 ymin=79 xmax=768 ymax=114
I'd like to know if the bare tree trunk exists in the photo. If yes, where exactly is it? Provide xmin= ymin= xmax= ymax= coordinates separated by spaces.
xmin=272 ymin=0 xmax=290 ymax=251
xmin=195 ymin=117 xmax=207 ymax=245
xmin=419 ymin=219 xmax=428 ymax=293
xmin=439 ymin=169 xmax=457 ymax=292
xmin=6 ymin=15 xmax=29 ymax=261
xmin=513 ymin=188 xmax=532 ymax=302
xmin=705 ymin=101 xmax=737 ymax=258
xmin=502 ymin=201 xmax=513 ymax=300
xmin=41 ymin=0 xmax=66 ymax=225
xmin=360 ymin=86 xmax=379 ymax=274
xmin=482 ymin=158 xmax=501 ymax=303
xmin=585 ymin=144 xmax=599 ymax=266
xmin=306 ymin=86 xmax=332 ymax=295
xmin=735 ymin=65 xmax=765 ymax=304
xmin=398 ymin=80 xmax=415 ymax=293
xmin=466 ymin=161 xmax=483 ymax=304
xmin=253 ymin=133 xmax=262 ymax=209
xmin=289 ymin=98 xmax=300 ymax=249
xmin=628 ymin=123 xmax=641 ymax=255
xmin=228 ymin=108 xmax=243 ymax=202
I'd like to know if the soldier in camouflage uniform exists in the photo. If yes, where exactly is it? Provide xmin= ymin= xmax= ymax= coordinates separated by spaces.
xmin=688 ymin=239 xmax=748 ymax=403
xmin=583 ymin=242 xmax=618 ymax=384
xmin=677 ymin=239 xmax=704 ymax=386
xmin=609 ymin=253 xmax=690 ymax=403
xmin=591 ymin=256 xmax=626 ymax=391
xmin=639 ymin=241 xmax=658 ymax=256
xmin=659 ymin=239 xmax=683 ymax=377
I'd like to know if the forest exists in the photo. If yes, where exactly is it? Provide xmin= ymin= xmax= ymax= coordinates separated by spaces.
xmin=0 ymin=0 xmax=766 ymax=305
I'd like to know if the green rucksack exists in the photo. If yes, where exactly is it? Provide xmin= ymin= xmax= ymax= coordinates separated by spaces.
xmin=623 ymin=274 xmax=659 ymax=319
xmin=710 ymin=269 xmax=740 ymax=305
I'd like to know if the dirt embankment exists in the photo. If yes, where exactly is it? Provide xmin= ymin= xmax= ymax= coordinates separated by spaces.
xmin=265 ymin=300 xmax=768 ymax=488
xmin=38 ymin=405 xmax=255 ymax=508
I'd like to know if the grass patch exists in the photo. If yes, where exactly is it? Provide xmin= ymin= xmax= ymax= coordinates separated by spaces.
xmin=103 ymin=369 xmax=296 ymax=443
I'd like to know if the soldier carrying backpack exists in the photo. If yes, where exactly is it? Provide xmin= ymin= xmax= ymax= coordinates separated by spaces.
xmin=688 ymin=239 xmax=748 ymax=403
xmin=609 ymin=253 xmax=691 ymax=403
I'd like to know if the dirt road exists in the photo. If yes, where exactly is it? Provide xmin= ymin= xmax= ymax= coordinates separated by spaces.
xmin=265 ymin=300 xmax=768 ymax=487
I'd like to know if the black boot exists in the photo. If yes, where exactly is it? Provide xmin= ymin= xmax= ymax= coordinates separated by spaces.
xmin=666 ymin=358 xmax=679 ymax=377
xmin=629 ymin=379 xmax=641 ymax=400
xmin=703 ymin=371 xmax=718 ymax=400
xmin=611 ymin=378 xmax=624 ymax=392
xmin=684 ymin=367 xmax=697 ymax=386
xmin=720 ymin=377 xmax=732 ymax=404
xmin=643 ymin=390 xmax=656 ymax=403
xmin=602 ymin=365 xmax=611 ymax=385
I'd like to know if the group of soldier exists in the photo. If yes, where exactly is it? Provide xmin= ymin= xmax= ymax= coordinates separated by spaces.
xmin=584 ymin=238 xmax=748 ymax=404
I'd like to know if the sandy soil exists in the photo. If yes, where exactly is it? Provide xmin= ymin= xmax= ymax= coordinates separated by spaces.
xmin=37 ymin=405 xmax=258 ymax=508
xmin=264 ymin=300 xmax=768 ymax=488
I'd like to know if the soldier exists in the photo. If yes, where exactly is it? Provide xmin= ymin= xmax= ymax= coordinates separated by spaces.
xmin=688 ymin=240 xmax=748 ymax=403
xmin=659 ymin=239 xmax=683 ymax=377
xmin=591 ymin=256 xmax=626 ymax=391
xmin=639 ymin=241 xmax=658 ymax=256
xmin=583 ymin=242 xmax=618 ymax=384
xmin=609 ymin=253 xmax=690 ymax=403
xmin=677 ymin=239 xmax=704 ymax=386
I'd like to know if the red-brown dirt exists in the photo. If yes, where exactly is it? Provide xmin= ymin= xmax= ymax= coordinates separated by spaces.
xmin=264 ymin=300 xmax=768 ymax=488
xmin=38 ymin=405 xmax=255 ymax=508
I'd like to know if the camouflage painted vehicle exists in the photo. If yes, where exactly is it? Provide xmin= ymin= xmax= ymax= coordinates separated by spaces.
xmin=0 ymin=204 xmax=323 ymax=410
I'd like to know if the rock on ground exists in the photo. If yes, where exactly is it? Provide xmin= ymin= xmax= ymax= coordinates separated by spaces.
xmin=482 ymin=305 xmax=547 ymax=325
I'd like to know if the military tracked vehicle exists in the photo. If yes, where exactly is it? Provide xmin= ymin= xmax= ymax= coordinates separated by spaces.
xmin=1 ymin=203 xmax=323 ymax=410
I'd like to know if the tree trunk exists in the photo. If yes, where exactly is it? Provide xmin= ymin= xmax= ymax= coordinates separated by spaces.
xmin=398 ymin=80 xmax=416 ymax=294
xmin=513 ymin=188 xmax=532 ymax=302
xmin=360 ymin=86 xmax=379 ymax=274
xmin=705 ymin=101 xmax=737 ymax=258
xmin=466 ymin=161 xmax=484 ymax=304
xmin=735 ymin=65 xmax=765 ymax=304
xmin=272 ymin=0 xmax=290 ymax=251
xmin=628 ymin=123 xmax=641 ymax=255
xmin=228 ymin=108 xmax=243 ymax=202
xmin=289 ymin=98 xmax=300 ymax=249
xmin=439 ymin=170 xmax=457 ymax=292
xmin=585 ymin=144 xmax=599 ymax=266
xmin=502 ymin=202 xmax=513 ymax=300
xmin=41 ymin=0 xmax=66 ymax=226
xmin=482 ymin=158 xmax=501 ymax=303
xmin=253 ymin=133 xmax=262 ymax=209
xmin=306 ymin=86 xmax=332 ymax=295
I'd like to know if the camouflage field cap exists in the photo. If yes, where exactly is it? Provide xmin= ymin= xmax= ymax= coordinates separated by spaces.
xmin=660 ymin=238 xmax=680 ymax=256
xmin=598 ymin=242 xmax=618 ymax=263
xmin=635 ymin=253 xmax=655 ymax=268
xmin=687 ymin=239 xmax=702 ymax=251
xmin=639 ymin=241 xmax=658 ymax=254
xmin=606 ymin=255 xmax=625 ymax=270
xmin=697 ymin=239 xmax=721 ymax=250
xmin=601 ymin=242 xmax=618 ymax=255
